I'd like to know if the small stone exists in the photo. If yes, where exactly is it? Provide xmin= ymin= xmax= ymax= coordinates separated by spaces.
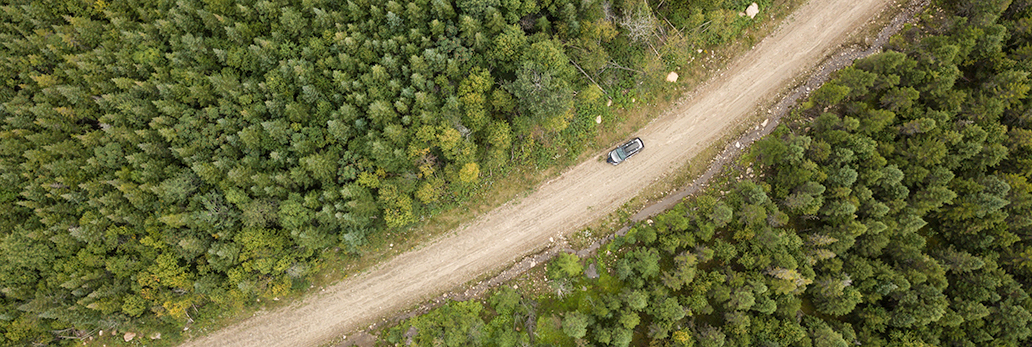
xmin=761 ymin=118 xmax=769 ymax=127
xmin=149 ymin=332 xmax=162 ymax=340
xmin=666 ymin=72 xmax=679 ymax=82
xmin=746 ymin=3 xmax=759 ymax=19
xmin=123 ymin=332 xmax=136 ymax=342
xmin=99 ymin=330 xmax=103 ymax=336
xmin=735 ymin=141 xmax=741 ymax=148
xmin=595 ymin=115 xmax=602 ymax=124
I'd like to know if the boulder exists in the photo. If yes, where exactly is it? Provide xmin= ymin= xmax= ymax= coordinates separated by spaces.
xmin=746 ymin=3 xmax=759 ymax=19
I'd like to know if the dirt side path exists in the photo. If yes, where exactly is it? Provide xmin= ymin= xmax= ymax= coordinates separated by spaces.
xmin=181 ymin=0 xmax=897 ymax=345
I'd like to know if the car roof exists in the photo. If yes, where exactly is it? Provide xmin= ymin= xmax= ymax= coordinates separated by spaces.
xmin=625 ymin=138 xmax=643 ymax=151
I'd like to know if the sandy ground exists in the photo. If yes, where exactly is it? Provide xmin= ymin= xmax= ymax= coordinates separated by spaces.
xmin=180 ymin=0 xmax=897 ymax=345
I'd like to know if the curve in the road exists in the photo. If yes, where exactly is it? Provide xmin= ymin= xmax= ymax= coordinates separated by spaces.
xmin=180 ymin=0 xmax=897 ymax=345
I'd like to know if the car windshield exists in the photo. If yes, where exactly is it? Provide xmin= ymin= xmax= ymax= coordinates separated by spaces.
xmin=614 ymin=147 xmax=627 ymax=160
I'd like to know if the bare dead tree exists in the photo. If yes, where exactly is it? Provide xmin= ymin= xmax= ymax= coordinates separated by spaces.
xmin=618 ymin=5 xmax=658 ymax=44
xmin=602 ymin=0 xmax=616 ymax=23
xmin=618 ymin=3 xmax=661 ymax=56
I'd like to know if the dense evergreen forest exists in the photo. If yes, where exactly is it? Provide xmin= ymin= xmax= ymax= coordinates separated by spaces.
xmin=0 ymin=0 xmax=771 ymax=344
xmin=381 ymin=0 xmax=1032 ymax=346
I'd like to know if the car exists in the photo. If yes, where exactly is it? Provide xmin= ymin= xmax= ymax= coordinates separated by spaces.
xmin=607 ymin=137 xmax=644 ymax=165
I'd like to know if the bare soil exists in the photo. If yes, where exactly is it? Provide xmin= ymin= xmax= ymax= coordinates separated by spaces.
xmin=179 ymin=0 xmax=900 ymax=345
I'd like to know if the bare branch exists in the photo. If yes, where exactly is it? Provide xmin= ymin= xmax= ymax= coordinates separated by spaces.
xmin=569 ymin=58 xmax=609 ymax=95
xmin=607 ymin=60 xmax=644 ymax=74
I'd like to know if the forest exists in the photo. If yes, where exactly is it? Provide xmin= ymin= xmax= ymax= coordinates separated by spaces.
xmin=380 ymin=0 xmax=1032 ymax=346
xmin=0 ymin=0 xmax=771 ymax=344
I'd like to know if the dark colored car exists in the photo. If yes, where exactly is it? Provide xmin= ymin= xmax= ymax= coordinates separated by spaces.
xmin=607 ymin=137 xmax=645 ymax=165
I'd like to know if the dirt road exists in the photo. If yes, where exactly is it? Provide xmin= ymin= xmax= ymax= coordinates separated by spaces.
xmin=180 ymin=0 xmax=897 ymax=345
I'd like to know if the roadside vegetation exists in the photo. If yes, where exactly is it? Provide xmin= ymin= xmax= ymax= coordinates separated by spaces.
xmin=0 ymin=0 xmax=786 ymax=344
xmin=379 ymin=0 xmax=1032 ymax=346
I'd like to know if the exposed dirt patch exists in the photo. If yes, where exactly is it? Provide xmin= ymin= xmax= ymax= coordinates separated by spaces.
xmin=178 ymin=0 xmax=910 ymax=346
xmin=334 ymin=331 xmax=376 ymax=347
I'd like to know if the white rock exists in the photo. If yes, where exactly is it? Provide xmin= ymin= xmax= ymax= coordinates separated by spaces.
xmin=595 ymin=115 xmax=602 ymax=124
xmin=123 ymin=332 xmax=136 ymax=342
xmin=746 ymin=3 xmax=759 ymax=19
xmin=735 ymin=141 xmax=741 ymax=148
xmin=761 ymin=118 xmax=769 ymax=127
xmin=666 ymin=72 xmax=679 ymax=82
xmin=149 ymin=332 xmax=162 ymax=340
xmin=606 ymin=99 xmax=613 ymax=107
